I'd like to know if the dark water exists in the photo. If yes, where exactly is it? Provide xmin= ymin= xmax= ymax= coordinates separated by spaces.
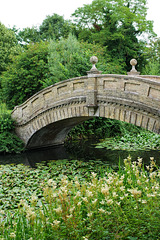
xmin=0 ymin=140 xmax=159 ymax=168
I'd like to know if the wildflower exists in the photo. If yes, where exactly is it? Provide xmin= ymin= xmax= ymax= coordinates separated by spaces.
xmin=113 ymin=192 xmax=118 ymax=198
xmin=74 ymin=191 xmax=81 ymax=199
xmin=101 ymin=184 xmax=110 ymax=195
xmin=106 ymin=199 xmax=113 ymax=205
xmin=86 ymin=190 xmax=93 ymax=197
xmin=120 ymin=186 xmax=125 ymax=191
xmin=91 ymin=172 xmax=97 ymax=178
xmin=120 ymin=174 xmax=125 ymax=180
xmin=92 ymin=199 xmax=97 ymax=204
xmin=98 ymin=208 xmax=106 ymax=213
xmin=47 ymin=179 xmax=57 ymax=188
xmin=54 ymin=207 xmax=62 ymax=214
xmin=66 ymin=214 xmax=73 ymax=218
xmin=120 ymin=196 xmax=124 ymax=200
xmin=107 ymin=211 xmax=111 ymax=215
xmin=26 ymin=208 xmax=36 ymax=221
xmin=31 ymin=194 xmax=38 ymax=204
xmin=87 ymin=212 xmax=93 ymax=217
xmin=100 ymin=200 xmax=105 ymax=205
xmin=137 ymin=180 xmax=141 ymax=185
xmin=82 ymin=237 xmax=88 ymax=240
xmin=82 ymin=197 xmax=88 ymax=203
xmin=141 ymin=200 xmax=147 ymax=204
xmin=9 ymin=232 xmax=16 ymax=238
xmin=69 ymin=207 xmax=75 ymax=213
xmin=146 ymin=165 xmax=150 ymax=170
xmin=77 ymin=201 xmax=82 ymax=206
xmin=128 ymin=188 xmax=142 ymax=198
xmin=116 ymin=202 xmax=121 ymax=206
xmin=75 ymin=181 xmax=80 ymax=188
xmin=53 ymin=220 xmax=60 ymax=226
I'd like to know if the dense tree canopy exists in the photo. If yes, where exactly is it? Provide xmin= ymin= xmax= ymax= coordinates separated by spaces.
xmin=39 ymin=14 xmax=72 ymax=40
xmin=1 ymin=41 xmax=49 ymax=109
xmin=72 ymin=0 xmax=155 ymax=70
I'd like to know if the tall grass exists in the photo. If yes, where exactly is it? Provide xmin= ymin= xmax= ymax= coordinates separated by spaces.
xmin=0 ymin=157 xmax=159 ymax=239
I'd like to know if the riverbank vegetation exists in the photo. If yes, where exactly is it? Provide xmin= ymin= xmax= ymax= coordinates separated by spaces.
xmin=67 ymin=117 xmax=160 ymax=151
xmin=0 ymin=103 xmax=24 ymax=153
xmin=0 ymin=157 xmax=159 ymax=239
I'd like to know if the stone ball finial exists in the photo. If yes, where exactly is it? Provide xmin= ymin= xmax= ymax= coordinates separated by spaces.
xmin=90 ymin=56 xmax=98 ymax=65
xmin=127 ymin=58 xmax=140 ymax=75
xmin=90 ymin=56 xmax=98 ymax=72
xmin=130 ymin=59 xmax=137 ymax=67
xmin=87 ymin=56 xmax=102 ymax=76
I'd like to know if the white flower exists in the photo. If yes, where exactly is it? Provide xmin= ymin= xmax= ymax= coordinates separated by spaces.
xmin=98 ymin=208 xmax=106 ymax=213
xmin=86 ymin=190 xmax=93 ymax=197
xmin=87 ymin=212 xmax=93 ymax=217
xmin=91 ymin=172 xmax=97 ymax=178
xmin=82 ymin=197 xmax=88 ymax=203
xmin=9 ymin=232 xmax=16 ymax=238
xmin=101 ymin=184 xmax=110 ymax=195
xmin=120 ymin=186 xmax=125 ymax=191
xmin=106 ymin=199 xmax=113 ymax=205
xmin=112 ymin=192 xmax=118 ymax=198
xmin=92 ymin=199 xmax=97 ymax=204
xmin=54 ymin=207 xmax=62 ymax=213
xmin=100 ymin=200 xmax=105 ymax=205
xmin=53 ymin=220 xmax=60 ymax=226
xmin=77 ymin=201 xmax=81 ymax=206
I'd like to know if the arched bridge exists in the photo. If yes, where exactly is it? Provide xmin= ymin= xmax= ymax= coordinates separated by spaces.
xmin=11 ymin=58 xmax=160 ymax=149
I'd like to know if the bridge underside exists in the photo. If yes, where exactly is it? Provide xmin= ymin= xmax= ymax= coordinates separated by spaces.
xmin=26 ymin=117 xmax=92 ymax=149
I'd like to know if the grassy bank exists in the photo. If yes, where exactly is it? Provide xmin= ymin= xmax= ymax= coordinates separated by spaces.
xmin=0 ymin=157 xmax=159 ymax=239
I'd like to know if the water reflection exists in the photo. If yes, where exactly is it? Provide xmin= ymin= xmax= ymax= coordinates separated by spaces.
xmin=0 ymin=140 xmax=159 ymax=167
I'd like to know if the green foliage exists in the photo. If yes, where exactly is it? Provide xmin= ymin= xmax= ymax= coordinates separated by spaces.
xmin=0 ymin=103 xmax=24 ymax=153
xmin=0 ymin=22 xmax=20 ymax=74
xmin=97 ymin=131 xmax=160 ymax=151
xmin=142 ymin=38 xmax=160 ymax=75
xmin=18 ymin=27 xmax=41 ymax=44
xmin=1 ymin=41 xmax=49 ymax=109
xmin=44 ymin=34 xmax=125 ymax=88
xmin=39 ymin=13 xmax=72 ymax=40
xmin=67 ymin=117 xmax=141 ymax=140
xmin=0 ymin=157 xmax=159 ymax=239
xmin=72 ymin=0 xmax=155 ymax=71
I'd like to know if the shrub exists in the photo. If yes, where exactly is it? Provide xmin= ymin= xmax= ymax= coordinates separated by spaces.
xmin=0 ymin=103 xmax=24 ymax=153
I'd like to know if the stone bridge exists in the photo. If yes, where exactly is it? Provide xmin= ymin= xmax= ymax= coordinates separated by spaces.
xmin=11 ymin=57 xmax=160 ymax=149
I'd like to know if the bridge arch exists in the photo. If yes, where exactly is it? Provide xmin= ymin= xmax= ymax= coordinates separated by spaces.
xmin=11 ymin=61 xmax=160 ymax=149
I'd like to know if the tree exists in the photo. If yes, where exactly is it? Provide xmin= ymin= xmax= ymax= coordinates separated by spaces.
xmin=39 ymin=14 xmax=72 ymax=40
xmin=1 ymin=41 xmax=49 ymax=109
xmin=72 ymin=0 xmax=155 ymax=71
xmin=42 ymin=34 xmax=125 ymax=88
xmin=142 ymin=37 xmax=160 ymax=75
xmin=18 ymin=27 xmax=41 ymax=44
xmin=0 ymin=23 xmax=19 ymax=74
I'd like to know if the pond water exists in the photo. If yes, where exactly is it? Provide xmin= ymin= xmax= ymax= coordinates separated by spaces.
xmin=0 ymin=140 xmax=159 ymax=168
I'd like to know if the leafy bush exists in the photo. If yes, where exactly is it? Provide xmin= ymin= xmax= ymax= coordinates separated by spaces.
xmin=0 ymin=103 xmax=24 ymax=153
